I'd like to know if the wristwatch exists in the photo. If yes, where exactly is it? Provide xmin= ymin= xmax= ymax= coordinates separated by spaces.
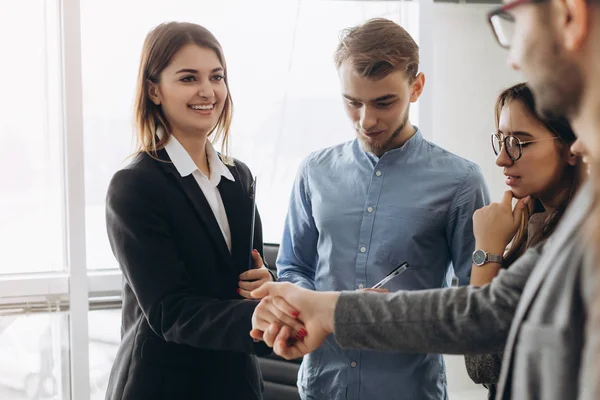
xmin=472 ymin=249 xmax=503 ymax=266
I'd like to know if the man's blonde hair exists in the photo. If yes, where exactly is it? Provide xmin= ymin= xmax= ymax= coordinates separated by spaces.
xmin=334 ymin=18 xmax=419 ymax=81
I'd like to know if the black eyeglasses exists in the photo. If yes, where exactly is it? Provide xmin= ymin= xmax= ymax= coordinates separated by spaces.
xmin=491 ymin=133 xmax=558 ymax=161
xmin=487 ymin=0 xmax=546 ymax=49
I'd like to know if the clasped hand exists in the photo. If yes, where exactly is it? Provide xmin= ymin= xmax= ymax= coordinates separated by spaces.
xmin=249 ymin=282 xmax=339 ymax=359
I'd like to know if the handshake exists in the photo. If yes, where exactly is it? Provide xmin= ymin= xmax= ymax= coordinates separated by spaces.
xmin=249 ymin=263 xmax=405 ymax=358
xmin=249 ymin=282 xmax=340 ymax=359
xmin=249 ymin=282 xmax=387 ymax=359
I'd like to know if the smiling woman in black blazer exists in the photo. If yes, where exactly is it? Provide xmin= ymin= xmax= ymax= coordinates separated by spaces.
xmin=103 ymin=22 xmax=294 ymax=400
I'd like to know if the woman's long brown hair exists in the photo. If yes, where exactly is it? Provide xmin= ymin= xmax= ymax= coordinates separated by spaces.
xmin=133 ymin=22 xmax=234 ymax=164
xmin=498 ymin=83 xmax=581 ymax=266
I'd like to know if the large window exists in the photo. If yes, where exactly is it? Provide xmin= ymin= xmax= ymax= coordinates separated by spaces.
xmin=88 ymin=309 xmax=120 ymax=400
xmin=1 ymin=2 xmax=420 ymax=399
xmin=0 ymin=0 xmax=64 ymax=274
xmin=0 ymin=312 xmax=69 ymax=400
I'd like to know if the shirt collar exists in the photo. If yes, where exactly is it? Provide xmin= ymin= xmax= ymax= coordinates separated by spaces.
xmin=362 ymin=126 xmax=424 ymax=162
xmin=158 ymin=127 xmax=235 ymax=185
xmin=386 ymin=126 xmax=423 ymax=155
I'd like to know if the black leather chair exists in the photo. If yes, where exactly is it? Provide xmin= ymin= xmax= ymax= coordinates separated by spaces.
xmin=259 ymin=243 xmax=302 ymax=400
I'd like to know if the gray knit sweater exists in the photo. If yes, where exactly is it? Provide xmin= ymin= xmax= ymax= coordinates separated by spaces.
xmin=463 ymin=211 xmax=548 ymax=399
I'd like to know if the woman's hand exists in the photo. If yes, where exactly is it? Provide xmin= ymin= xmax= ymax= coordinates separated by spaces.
xmin=251 ymin=294 xmax=307 ymax=343
xmin=473 ymin=190 xmax=530 ymax=254
xmin=238 ymin=250 xmax=275 ymax=299
xmin=250 ymin=282 xmax=339 ymax=360
xmin=470 ymin=191 xmax=531 ymax=286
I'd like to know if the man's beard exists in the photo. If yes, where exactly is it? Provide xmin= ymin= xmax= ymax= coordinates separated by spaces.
xmin=358 ymin=104 xmax=410 ymax=157
xmin=526 ymin=30 xmax=584 ymax=120
xmin=531 ymin=63 xmax=583 ymax=120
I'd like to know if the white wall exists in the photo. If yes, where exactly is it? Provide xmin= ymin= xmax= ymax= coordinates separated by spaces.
xmin=425 ymin=5 xmax=522 ymax=398
xmin=429 ymin=3 xmax=522 ymax=201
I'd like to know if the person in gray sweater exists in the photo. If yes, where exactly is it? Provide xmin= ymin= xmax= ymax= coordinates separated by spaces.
xmin=250 ymin=0 xmax=600 ymax=398
xmin=464 ymin=83 xmax=583 ymax=399
xmin=251 ymin=181 xmax=597 ymax=399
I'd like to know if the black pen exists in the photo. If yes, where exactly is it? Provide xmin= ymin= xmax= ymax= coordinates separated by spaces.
xmin=371 ymin=262 xmax=409 ymax=289
xmin=248 ymin=176 xmax=257 ymax=270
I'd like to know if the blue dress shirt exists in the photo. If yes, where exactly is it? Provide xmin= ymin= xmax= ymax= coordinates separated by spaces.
xmin=277 ymin=129 xmax=490 ymax=400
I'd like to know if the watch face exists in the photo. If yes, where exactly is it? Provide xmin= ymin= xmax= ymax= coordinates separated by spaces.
xmin=473 ymin=250 xmax=487 ymax=266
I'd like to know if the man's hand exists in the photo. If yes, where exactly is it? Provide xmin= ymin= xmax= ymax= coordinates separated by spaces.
xmin=358 ymin=288 xmax=389 ymax=293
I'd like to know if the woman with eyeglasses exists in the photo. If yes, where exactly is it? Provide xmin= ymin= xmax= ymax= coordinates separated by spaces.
xmin=464 ymin=82 xmax=584 ymax=399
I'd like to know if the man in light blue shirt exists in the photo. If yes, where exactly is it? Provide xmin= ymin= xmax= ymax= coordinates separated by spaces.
xmin=276 ymin=18 xmax=490 ymax=400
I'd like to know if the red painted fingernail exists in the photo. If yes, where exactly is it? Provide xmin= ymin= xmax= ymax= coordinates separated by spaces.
xmin=298 ymin=328 xmax=307 ymax=337
xmin=253 ymin=249 xmax=258 ymax=254
xmin=237 ymin=288 xmax=241 ymax=294
xmin=292 ymin=311 xmax=300 ymax=318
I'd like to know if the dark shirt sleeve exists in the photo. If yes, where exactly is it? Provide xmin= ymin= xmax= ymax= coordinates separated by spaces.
xmin=107 ymin=168 xmax=268 ymax=355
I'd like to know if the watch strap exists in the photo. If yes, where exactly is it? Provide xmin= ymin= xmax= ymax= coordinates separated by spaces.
xmin=486 ymin=253 xmax=503 ymax=264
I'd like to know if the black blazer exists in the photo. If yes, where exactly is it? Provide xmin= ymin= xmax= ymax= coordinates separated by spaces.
xmin=104 ymin=149 xmax=270 ymax=400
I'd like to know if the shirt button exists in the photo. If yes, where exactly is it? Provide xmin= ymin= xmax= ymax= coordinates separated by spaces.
xmin=360 ymin=246 xmax=367 ymax=253
xmin=351 ymin=361 xmax=357 ymax=368
xmin=358 ymin=283 xmax=364 ymax=289
xmin=375 ymin=171 xmax=382 ymax=177
xmin=367 ymin=206 xmax=374 ymax=213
